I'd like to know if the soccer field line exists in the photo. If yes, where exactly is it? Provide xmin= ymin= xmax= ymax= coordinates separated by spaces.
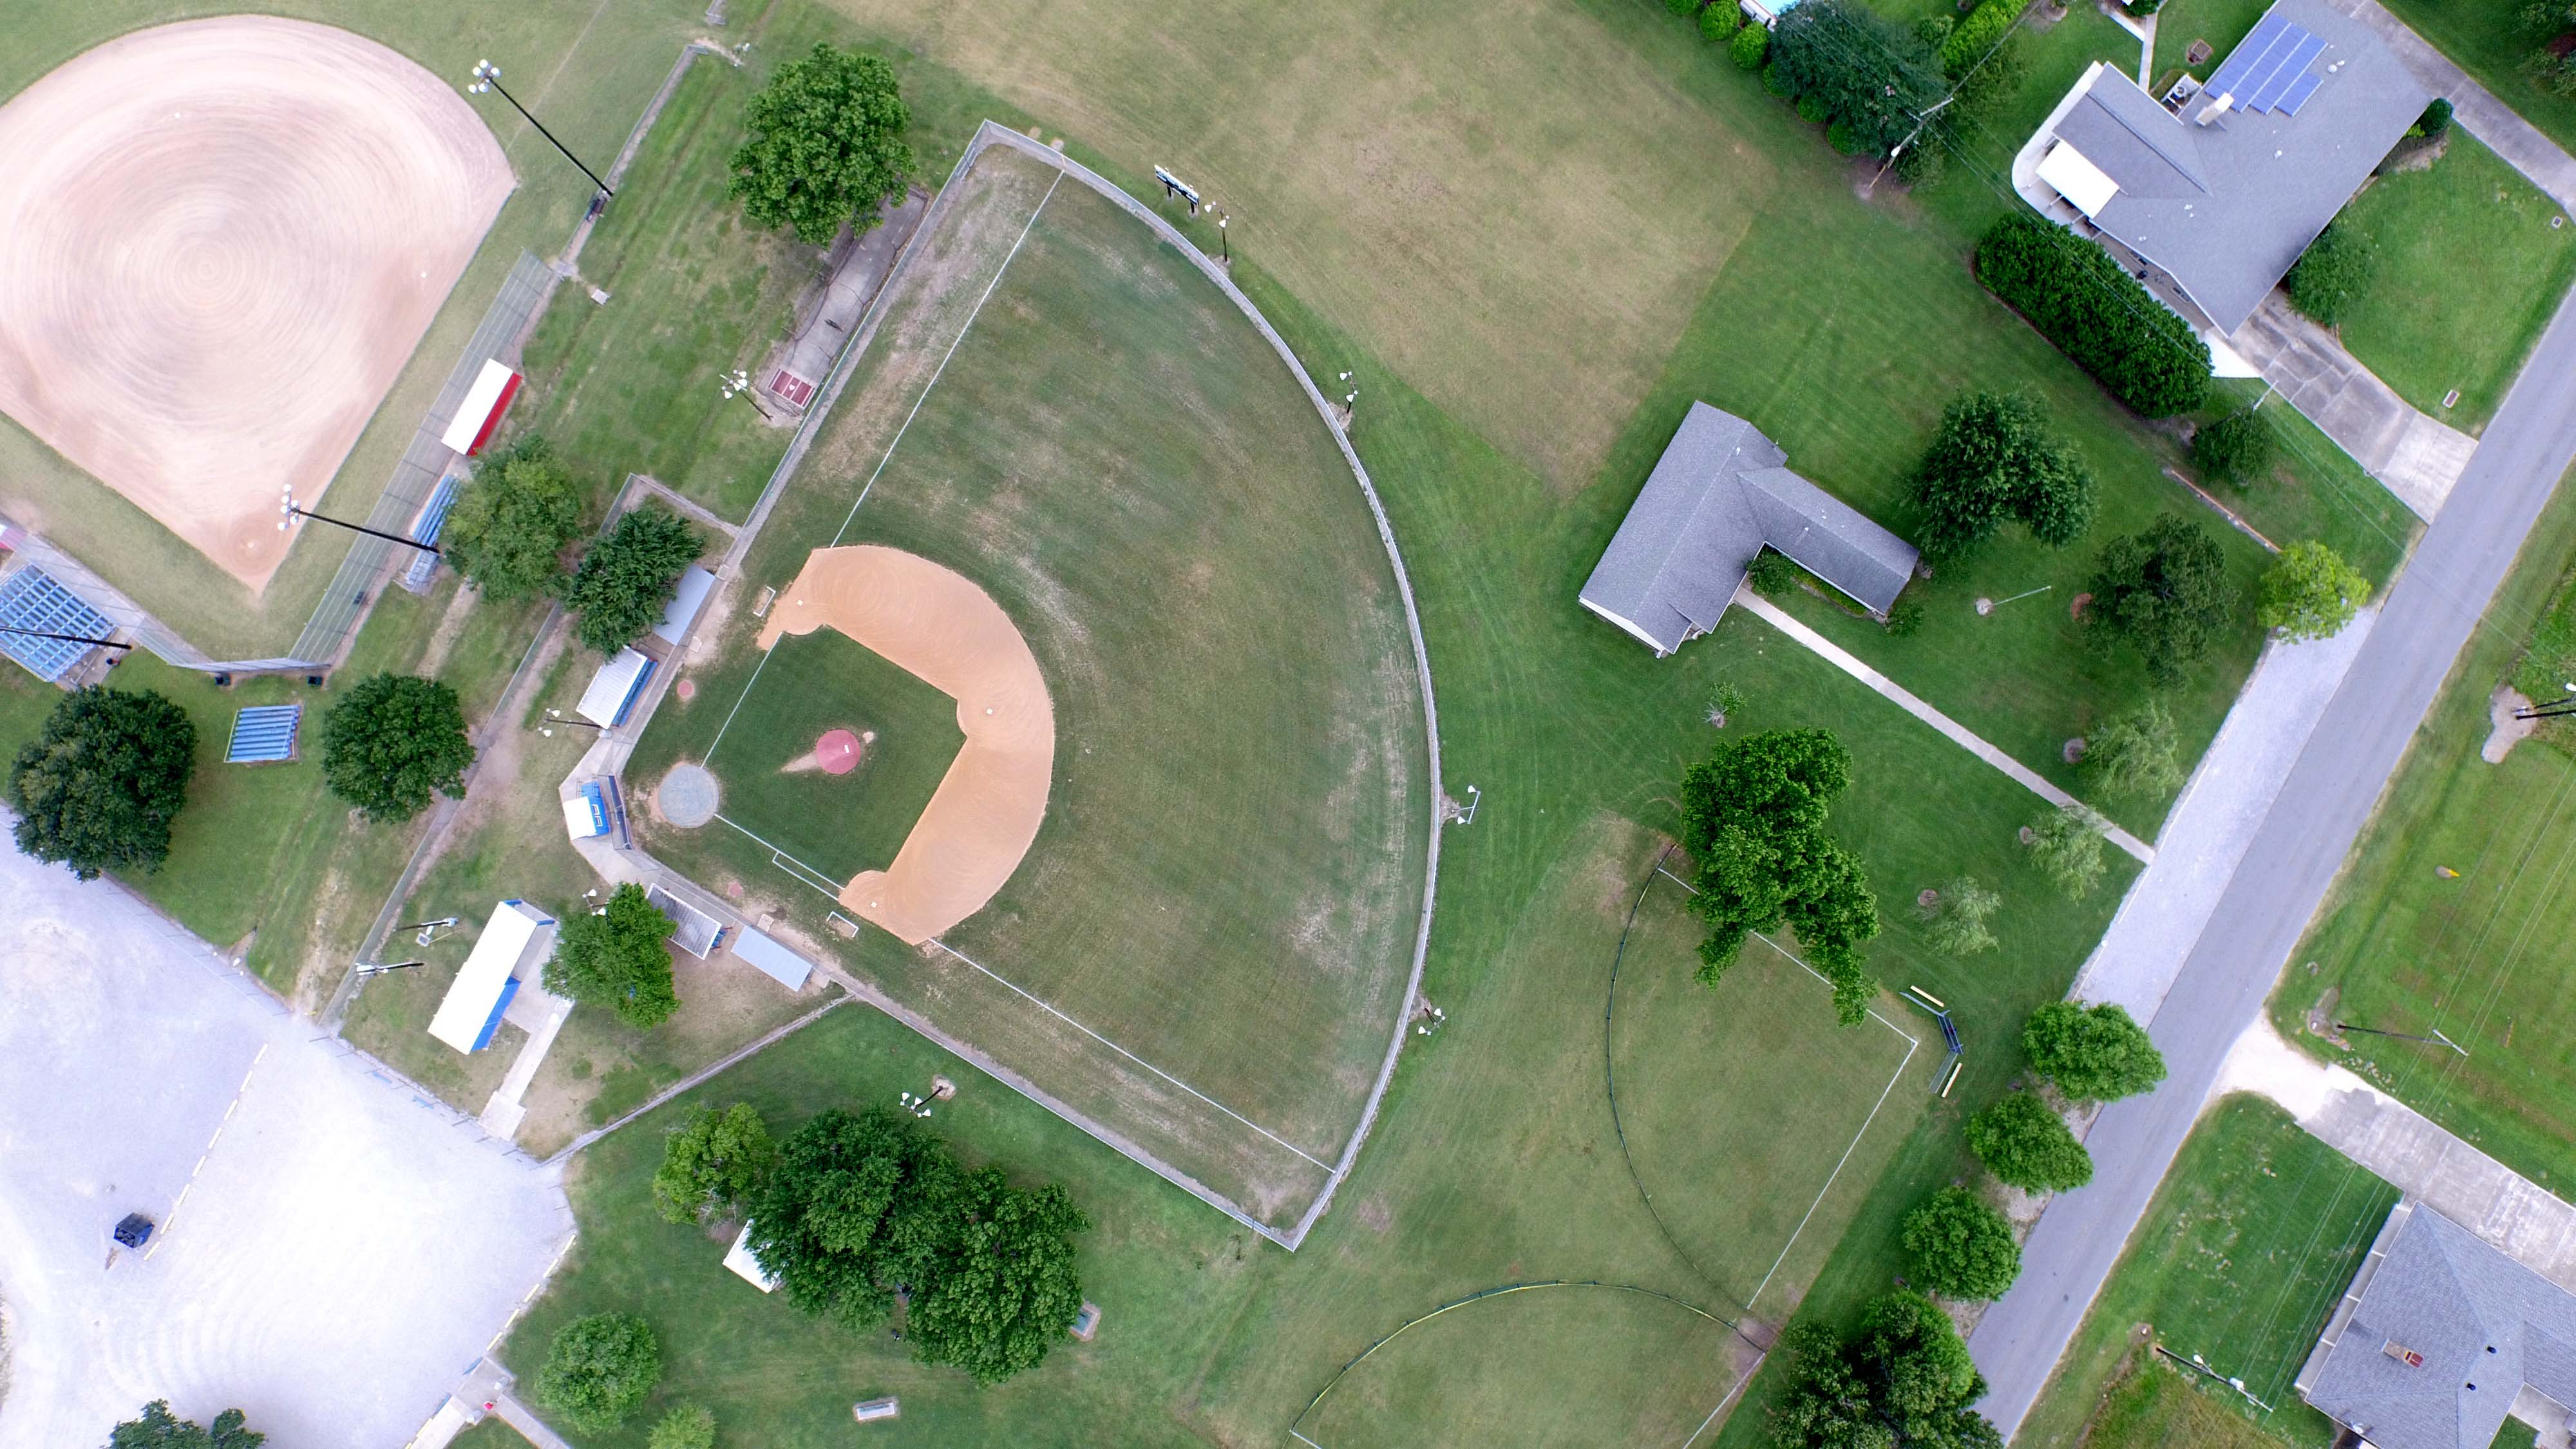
xmin=828 ymin=169 xmax=1065 ymax=551
xmin=924 ymin=937 xmax=1339 ymax=1175
xmin=1654 ymin=866 xmax=1920 ymax=1046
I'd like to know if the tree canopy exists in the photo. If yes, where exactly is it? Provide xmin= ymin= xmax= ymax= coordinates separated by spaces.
xmin=1922 ymin=876 xmax=2000 ymax=958
xmin=731 ymin=43 xmax=918 ymax=246
xmin=6 ymin=686 xmax=195 ymax=880
xmin=2192 ymin=410 xmax=2274 ymax=488
xmin=109 ymin=1403 xmax=265 ymax=1449
xmin=1901 ymin=1188 xmax=2022 ymax=1300
xmin=564 ymin=506 xmax=704 ymax=655
xmin=319 ymin=672 xmax=475 ymax=824
xmin=536 ymin=1312 xmax=662 ymax=1434
xmin=2259 ymin=540 xmax=2370 ymax=641
xmin=442 ymin=435 xmax=585 ymax=601
xmin=2081 ymin=700 xmax=2183 ymax=802
xmin=1908 ymin=390 xmax=2097 ymax=559
xmin=747 ymin=1107 xmax=1090 ymax=1385
xmin=2022 ymin=1000 xmax=2168 ymax=1103
xmin=542 ymin=882 xmax=681 ymax=1028
xmin=1772 ymin=1291 xmax=2001 ymax=1448
xmin=1965 ymin=1090 xmax=2094 ymax=1192
xmin=1768 ymin=0 xmax=1948 ymax=157
xmin=1681 ymin=728 xmax=1880 ymax=1022
xmin=2084 ymin=514 xmax=2235 ymax=686
xmin=653 ymin=1101 xmax=779 ymax=1224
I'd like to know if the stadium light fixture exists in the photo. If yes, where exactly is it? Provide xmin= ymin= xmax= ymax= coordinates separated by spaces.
xmin=466 ymin=60 xmax=614 ymax=200
xmin=281 ymin=488 xmax=440 ymax=555
xmin=718 ymin=366 xmax=776 ymax=420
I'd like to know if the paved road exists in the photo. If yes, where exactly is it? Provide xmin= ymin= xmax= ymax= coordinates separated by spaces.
xmin=1968 ymin=279 xmax=2576 ymax=1437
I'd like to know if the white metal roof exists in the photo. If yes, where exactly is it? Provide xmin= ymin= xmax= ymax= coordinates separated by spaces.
xmin=575 ymin=647 xmax=654 ymax=727
xmin=723 ymin=1221 xmax=780 ymax=1291
xmin=732 ymin=928 xmax=813 ymax=990
xmin=440 ymin=359 xmax=520 ymax=454
xmin=2038 ymin=140 xmax=2122 ymax=218
xmin=652 ymin=566 xmax=717 ymax=646
xmin=562 ymin=786 xmax=608 ymax=840
xmin=427 ymin=900 xmax=556 ymax=1054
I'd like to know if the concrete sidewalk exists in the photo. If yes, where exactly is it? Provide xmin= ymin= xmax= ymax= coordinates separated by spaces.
xmin=2322 ymin=0 xmax=2576 ymax=213
xmin=2072 ymin=609 xmax=2375 ymax=1021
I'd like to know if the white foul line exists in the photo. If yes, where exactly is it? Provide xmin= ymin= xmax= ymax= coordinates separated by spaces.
xmin=146 ymin=1043 xmax=269 ymax=1260
xmin=925 ymin=938 xmax=1337 ymax=1175
xmin=1748 ymin=1025 xmax=1920 ymax=1309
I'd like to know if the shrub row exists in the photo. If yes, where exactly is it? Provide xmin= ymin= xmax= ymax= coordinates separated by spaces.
xmin=1976 ymin=212 xmax=2211 ymax=417
xmin=1939 ymin=0 xmax=2019 ymax=76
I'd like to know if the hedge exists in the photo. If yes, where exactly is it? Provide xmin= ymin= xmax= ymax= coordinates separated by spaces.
xmin=1940 ymin=0 xmax=2020 ymax=76
xmin=1975 ymin=213 xmax=2211 ymax=417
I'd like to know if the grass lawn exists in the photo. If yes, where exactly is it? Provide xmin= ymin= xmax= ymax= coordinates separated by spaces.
xmin=2271 ymin=460 xmax=2576 ymax=1195
xmin=451 ymin=1419 xmax=533 ymax=1448
xmin=513 ymin=19 xmax=818 ymax=524
xmin=626 ymin=140 xmax=1433 ymax=1232
xmin=2014 ymin=1096 xmax=2399 ymax=1449
xmin=695 ymin=627 xmax=963 ymax=885
xmin=2379 ymin=0 xmax=2576 ymax=155
xmin=2082 ymin=1357 xmax=2313 ymax=1449
xmin=2153 ymin=0 xmax=2278 ymax=82
xmin=2331 ymin=133 xmax=2576 ymax=431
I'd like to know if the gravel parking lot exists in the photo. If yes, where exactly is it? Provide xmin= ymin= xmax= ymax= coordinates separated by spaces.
xmin=0 ymin=839 xmax=571 ymax=1447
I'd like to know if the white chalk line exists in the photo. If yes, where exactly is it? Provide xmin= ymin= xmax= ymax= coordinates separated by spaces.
xmin=829 ymin=170 xmax=1063 ymax=549
xmin=708 ymin=811 xmax=844 ymax=904
xmin=701 ymin=638 xmax=775 ymax=768
xmin=925 ymin=938 xmax=1338 ymax=1175
xmin=1683 ymin=1349 xmax=1768 ymax=1448
xmin=1653 ymin=865 xmax=1918 ymax=1045
xmin=146 ymin=1043 xmax=269 ymax=1260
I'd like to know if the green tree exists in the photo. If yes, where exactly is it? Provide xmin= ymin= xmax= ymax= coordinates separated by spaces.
xmin=109 ymin=1403 xmax=264 ymax=1449
xmin=441 ymin=435 xmax=584 ymax=601
xmin=2085 ymin=514 xmax=2235 ymax=686
xmin=748 ymin=1107 xmax=922 ymax=1328
xmin=564 ymin=506 xmax=704 ymax=655
xmin=1768 ymin=0 xmax=1947 ymax=155
xmin=1680 ymin=728 xmax=1881 ymax=1023
xmin=543 ymin=882 xmax=681 ymax=1028
xmin=2022 ymin=1000 xmax=2168 ymax=1103
xmin=6 ymin=687 xmax=195 ymax=880
xmin=2286 ymin=221 xmax=2378 ymax=325
xmin=2082 ymin=699 xmax=2183 ymax=802
xmin=1902 ymin=1188 xmax=2021 ymax=1300
xmin=1908 ymin=390 xmax=2096 ymax=560
xmin=730 ymin=44 xmax=917 ymax=246
xmin=318 ymin=673 xmax=475 ymax=824
xmin=907 ymin=1172 xmax=1092 ymax=1385
xmin=1665 ymin=0 xmax=1700 ymax=15
xmin=2025 ymin=806 xmax=2108 ymax=900
xmin=653 ymin=1101 xmax=779 ymax=1225
xmin=536 ymin=1312 xmax=662 ymax=1434
xmin=1965 ymin=1090 xmax=2094 ymax=1191
xmin=1731 ymin=20 xmax=1770 ymax=68
xmin=647 ymin=1404 xmax=718 ymax=1449
xmin=2192 ymin=409 xmax=2274 ymax=488
xmin=1772 ymin=1292 xmax=2001 ymax=1448
xmin=1701 ymin=2 xmax=1742 ymax=41
xmin=1922 ymin=876 xmax=2000 ymax=957
xmin=2259 ymin=540 xmax=2370 ymax=641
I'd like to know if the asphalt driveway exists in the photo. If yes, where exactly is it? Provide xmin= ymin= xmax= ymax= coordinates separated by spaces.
xmin=0 ymin=838 xmax=570 ymax=1447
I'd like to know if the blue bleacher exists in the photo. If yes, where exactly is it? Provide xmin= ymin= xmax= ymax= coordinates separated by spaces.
xmin=401 ymin=475 xmax=462 ymax=594
xmin=0 ymin=567 xmax=115 ymax=682
xmin=225 ymin=705 xmax=303 ymax=764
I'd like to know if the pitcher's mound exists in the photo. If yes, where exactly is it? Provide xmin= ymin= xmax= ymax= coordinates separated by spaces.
xmin=815 ymin=728 xmax=866 ymax=775
xmin=658 ymin=763 xmax=720 ymax=828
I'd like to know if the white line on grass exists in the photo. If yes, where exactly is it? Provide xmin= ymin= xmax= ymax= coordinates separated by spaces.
xmin=829 ymin=170 xmax=1065 ymax=549
xmin=1683 ymin=1350 xmax=1767 ymax=1448
xmin=708 ymin=812 xmax=842 ymax=903
xmin=1656 ymin=866 xmax=1919 ymax=1045
xmin=925 ymin=938 xmax=1339 ymax=1174
xmin=702 ymin=639 xmax=776 ymax=768
xmin=1748 ymin=1026 xmax=1920 ymax=1310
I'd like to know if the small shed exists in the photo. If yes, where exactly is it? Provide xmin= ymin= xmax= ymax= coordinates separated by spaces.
xmin=440 ymin=359 xmax=522 ymax=457
xmin=575 ymin=647 xmax=658 ymax=728
xmin=651 ymin=566 xmax=719 ymax=648
xmin=732 ymin=928 xmax=815 ymax=991
xmin=721 ymin=1221 xmax=780 ymax=1292
xmin=426 ymin=900 xmax=558 ymax=1054
xmin=853 ymin=1398 xmax=900 ymax=1423
xmin=563 ymin=780 xmax=612 ymax=841
xmin=224 ymin=705 xmax=303 ymax=764
xmin=648 ymin=882 xmax=725 ymax=958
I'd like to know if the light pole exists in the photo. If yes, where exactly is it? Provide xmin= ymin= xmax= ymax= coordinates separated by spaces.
xmin=401 ymin=915 xmax=460 ymax=947
xmin=719 ymin=367 xmax=776 ymax=421
xmin=281 ymin=489 xmax=439 ymax=555
xmin=467 ymin=61 xmax=613 ymax=199
xmin=0 ymin=625 xmax=132 ymax=654
xmin=540 ymin=708 xmax=604 ymax=739
xmin=2514 ymin=683 xmax=2576 ymax=721
xmin=352 ymin=960 xmax=427 ymax=980
xmin=1215 ymin=211 xmax=1229 ymax=264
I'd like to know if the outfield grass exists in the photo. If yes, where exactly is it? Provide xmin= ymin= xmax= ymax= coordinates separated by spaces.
xmin=626 ymin=141 xmax=1433 ymax=1229
xmin=2329 ymin=134 xmax=2576 ymax=431
xmin=2015 ymin=1096 xmax=2398 ymax=1449
xmin=2271 ymin=462 xmax=2576 ymax=1196
xmin=696 ymin=627 xmax=963 ymax=885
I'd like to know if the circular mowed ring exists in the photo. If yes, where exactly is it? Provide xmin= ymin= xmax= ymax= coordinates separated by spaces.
xmin=657 ymin=763 xmax=721 ymax=828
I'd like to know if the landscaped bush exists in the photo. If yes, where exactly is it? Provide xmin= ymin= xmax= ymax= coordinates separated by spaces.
xmin=1665 ymin=0 xmax=1700 ymax=17
xmin=1701 ymin=3 xmax=1742 ymax=41
xmin=1745 ymin=546 xmax=1803 ymax=596
xmin=1940 ymin=0 xmax=2020 ymax=74
xmin=2286 ymin=221 xmax=2378 ymax=325
xmin=1797 ymin=93 xmax=1830 ymax=124
xmin=2124 ymin=0 xmax=2164 ymax=15
xmin=1763 ymin=59 xmax=1794 ymax=94
xmin=1901 ymin=1187 xmax=2022 ymax=1298
xmin=1769 ymin=0 xmax=1946 ymax=156
xmin=1733 ymin=22 xmax=1771 ymax=70
xmin=1915 ymin=13 xmax=1954 ymax=47
xmin=1976 ymin=213 xmax=2212 ymax=417
xmin=2416 ymin=97 xmax=2454 ymax=138
xmin=1886 ymin=597 xmax=1925 ymax=635
xmin=2023 ymin=1000 xmax=2168 ymax=1103
xmin=1894 ymin=139 xmax=1945 ymax=187
xmin=1965 ymin=1089 xmax=2094 ymax=1191
xmin=2191 ymin=409 xmax=2274 ymax=486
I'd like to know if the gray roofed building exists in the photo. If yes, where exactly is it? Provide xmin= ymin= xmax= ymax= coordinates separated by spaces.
xmin=2025 ymin=0 xmax=2428 ymax=335
xmin=2297 ymin=1199 xmax=2576 ymax=1449
xmin=1578 ymin=402 xmax=1918 ymax=656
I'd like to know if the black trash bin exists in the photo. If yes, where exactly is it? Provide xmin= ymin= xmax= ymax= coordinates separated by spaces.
xmin=112 ymin=1213 xmax=154 ymax=1249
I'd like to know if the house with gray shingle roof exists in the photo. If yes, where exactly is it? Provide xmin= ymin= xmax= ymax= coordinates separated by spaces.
xmin=1578 ymin=402 xmax=1918 ymax=656
xmin=2297 ymin=1198 xmax=2576 ymax=1449
xmin=2021 ymin=0 xmax=2428 ymax=336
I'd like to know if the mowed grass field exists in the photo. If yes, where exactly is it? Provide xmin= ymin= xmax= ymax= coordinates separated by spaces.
xmin=627 ymin=140 xmax=1434 ymax=1231
xmin=2016 ymin=1097 xmax=2398 ymax=1449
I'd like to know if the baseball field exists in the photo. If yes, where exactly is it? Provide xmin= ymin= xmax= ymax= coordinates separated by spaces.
xmin=624 ymin=137 xmax=1435 ymax=1235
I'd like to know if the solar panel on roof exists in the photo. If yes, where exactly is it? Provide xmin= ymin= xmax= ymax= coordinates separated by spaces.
xmin=225 ymin=705 xmax=303 ymax=764
xmin=0 ymin=567 xmax=114 ymax=681
xmin=2205 ymin=11 xmax=2289 ymax=96
xmin=2277 ymin=70 xmax=2326 ymax=116
xmin=2248 ymin=35 xmax=2326 ymax=111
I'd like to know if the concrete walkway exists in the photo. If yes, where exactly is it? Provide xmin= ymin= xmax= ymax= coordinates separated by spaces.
xmin=761 ymin=190 xmax=929 ymax=413
xmin=1736 ymin=592 xmax=2155 ymax=862
xmin=2322 ymin=0 xmax=2576 ymax=213
xmin=478 ymin=981 xmax=575 ymax=1141
xmin=2216 ymin=1017 xmax=2576 ymax=1297
xmin=2071 ymin=608 xmax=2375 ymax=1019
xmin=2228 ymin=294 xmax=2477 ymax=518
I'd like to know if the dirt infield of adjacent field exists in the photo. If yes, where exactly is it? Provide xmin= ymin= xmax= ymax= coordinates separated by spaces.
xmin=756 ymin=545 xmax=1055 ymax=943
xmin=0 ymin=16 xmax=511 ymax=591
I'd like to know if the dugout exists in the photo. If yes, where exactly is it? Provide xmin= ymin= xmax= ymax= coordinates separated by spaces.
xmin=426 ymin=900 xmax=556 ymax=1054
xmin=574 ymin=647 xmax=656 ymax=728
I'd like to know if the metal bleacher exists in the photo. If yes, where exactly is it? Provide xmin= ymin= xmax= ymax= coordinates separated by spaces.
xmin=225 ymin=705 xmax=303 ymax=764
xmin=400 ymin=475 xmax=462 ymax=594
xmin=0 ymin=566 xmax=115 ymax=681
